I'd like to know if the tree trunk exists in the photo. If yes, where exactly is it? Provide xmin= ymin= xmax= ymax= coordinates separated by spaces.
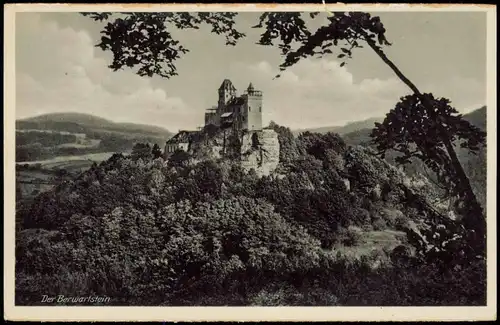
xmin=362 ymin=35 xmax=485 ymax=240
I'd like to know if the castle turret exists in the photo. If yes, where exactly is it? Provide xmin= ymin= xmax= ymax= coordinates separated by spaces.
xmin=243 ymin=82 xmax=263 ymax=131
xmin=218 ymin=79 xmax=237 ymax=111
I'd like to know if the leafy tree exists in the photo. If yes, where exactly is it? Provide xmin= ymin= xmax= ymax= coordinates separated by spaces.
xmin=152 ymin=143 xmax=163 ymax=159
xmin=80 ymin=11 xmax=484 ymax=197
xmin=168 ymin=149 xmax=191 ymax=168
xmin=297 ymin=131 xmax=347 ymax=161
xmin=80 ymin=12 xmax=244 ymax=78
xmin=268 ymin=121 xmax=301 ymax=163
xmin=131 ymin=142 xmax=152 ymax=161
xmin=238 ymin=11 xmax=485 ymax=259
xmin=370 ymin=95 xmax=486 ymax=253
xmin=253 ymin=11 xmax=485 ymax=254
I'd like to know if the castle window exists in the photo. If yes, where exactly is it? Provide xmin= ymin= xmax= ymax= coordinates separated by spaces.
xmin=259 ymin=106 xmax=261 ymax=112
xmin=249 ymin=106 xmax=251 ymax=112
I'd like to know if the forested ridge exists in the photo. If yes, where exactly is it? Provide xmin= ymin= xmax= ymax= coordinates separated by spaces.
xmin=15 ymin=123 xmax=486 ymax=306
xmin=15 ymin=113 xmax=173 ymax=162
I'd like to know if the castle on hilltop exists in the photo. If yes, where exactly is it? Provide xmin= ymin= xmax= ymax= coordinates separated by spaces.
xmin=204 ymin=79 xmax=263 ymax=131
xmin=164 ymin=79 xmax=264 ymax=157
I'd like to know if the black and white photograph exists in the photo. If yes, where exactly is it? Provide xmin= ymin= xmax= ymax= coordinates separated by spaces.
xmin=4 ymin=3 xmax=497 ymax=322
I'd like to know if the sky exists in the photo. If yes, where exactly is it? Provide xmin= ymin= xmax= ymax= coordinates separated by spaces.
xmin=15 ymin=11 xmax=487 ymax=131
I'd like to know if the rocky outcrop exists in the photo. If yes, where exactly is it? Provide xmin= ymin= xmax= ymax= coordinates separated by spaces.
xmin=186 ymin=126 xmax=280 ymax=177
xmin=240 ymin=129 xmax=280 ymax=177
xmin=342 ymin=178 xmax=351 ymax=192
xmin=188 ymin=131 xmax=225 ymax=161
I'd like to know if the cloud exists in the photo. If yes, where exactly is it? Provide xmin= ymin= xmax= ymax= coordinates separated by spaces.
xmin=239 ymin=59 xmax=407 ymax=129
xmin=239 ymin=59 xmax=486 ymax=129
xmin=423 ymin=76 xmax=486 ymax=113
xmin=16 ymin=13 xmax=486 ymax=132
xmin=16 ymin=13 xmax=197 ymax=132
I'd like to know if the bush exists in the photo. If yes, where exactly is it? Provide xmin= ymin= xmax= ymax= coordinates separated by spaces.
xmin=336 ymin=227 xmax=363 ymax=247
xmin=248 ymin=282 xmax=340 ymax=306
xmin=378 ymin=208 xmax=409 ymax=230
xmin=372 ymin=218 xmax=388 ymax=231
xmin=168 ymin=149 xmax=191 ymax=168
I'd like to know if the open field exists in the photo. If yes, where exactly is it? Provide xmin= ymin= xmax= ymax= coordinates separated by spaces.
xmin=16 ymin=151 xmax=119 ymax=168
xmin=16 ymin=152 xmax=124 ymax=199
xmin=16 ymin=170 xmax=57 ymax=199
xmin=332 ymin=228 xmax=407 ymax=264
xmin=56 ymin=139 xmax=101 ymax=149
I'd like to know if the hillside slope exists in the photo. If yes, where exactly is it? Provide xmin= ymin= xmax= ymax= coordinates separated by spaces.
xmin=21 ymin=112 xmax=115 ymax=128
xmin=293 ymin=117 xmax=382 ymax=136
xmin=16 ymin=112 xmax=173 ymax=162
xmin=340 ymin=106 xmax=487 ymax=208
xmin=18 ymin=112 xmax=173 ymax=137
xmin=341 ymin=106 xmax=486 ymax=146
xmin=15 ymin=124 xmax=485 ymax=306
xmin=294 ymin=106 xmax=486 ymax=140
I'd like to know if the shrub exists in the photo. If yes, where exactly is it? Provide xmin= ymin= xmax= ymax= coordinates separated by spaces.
xmin=248 ymin=282 xmax=340 ymax=306
xmin=168 ymin=149 xmax=191 ymax=168
xmin=372 ymin=218 xmax=388 ymax=231
xmin=336 ymin=227 xmax=363 ymax=247
xmin=130 ymin=142 xmax=152 ymax=161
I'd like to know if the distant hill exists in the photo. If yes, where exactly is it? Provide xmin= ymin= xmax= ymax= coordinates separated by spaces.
xmin=18 ymin=112 xmax=173 ymax=137
xmin=21 ymin=112 xmax=116 ymax=128
xmin=294 ymin=106 xmax=486 ymax=140
xmin=338 ymin=106 xmax=487 ymax=208
xmin=462 ymin=106 xmax=486 ymax=130
xmin=16 ymin=112 xmax=174 ymax=162
xmin=293 ymin=117 xmax=382 ymax=137
xmin=335 ymin=106 xmax=487 ymax=147
xmin=17 ymin=112 xmax=173 ymax=138
xmin=115 ymin=122 xmax=173 ymax=136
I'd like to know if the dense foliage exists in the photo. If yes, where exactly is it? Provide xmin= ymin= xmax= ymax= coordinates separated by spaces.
xmin=370 ymin=94 xmax=487 ymax=256
xmin=16 ymin=125 xmax=486 ymax=306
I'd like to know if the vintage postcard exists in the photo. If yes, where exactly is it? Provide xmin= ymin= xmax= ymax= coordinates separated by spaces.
xmin=3 ymin=3 xmax=497 ymax=322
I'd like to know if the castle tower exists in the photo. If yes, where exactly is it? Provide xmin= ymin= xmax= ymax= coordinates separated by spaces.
xmin=243 ymin=82 xmax=263 ymax=131
xmin=218 ymin=79 xmax=237 ymax=113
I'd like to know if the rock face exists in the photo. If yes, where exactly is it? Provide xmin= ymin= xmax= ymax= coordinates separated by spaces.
xmin=240 ymin=129 xmax=280 ymax=177
xmin=187 ymin=126 xmax=280 ymax=177
xmin=342 ymin=178 xmax=351 ymax=192
xmin=188 ymin=129 xmax=226 ymax=161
